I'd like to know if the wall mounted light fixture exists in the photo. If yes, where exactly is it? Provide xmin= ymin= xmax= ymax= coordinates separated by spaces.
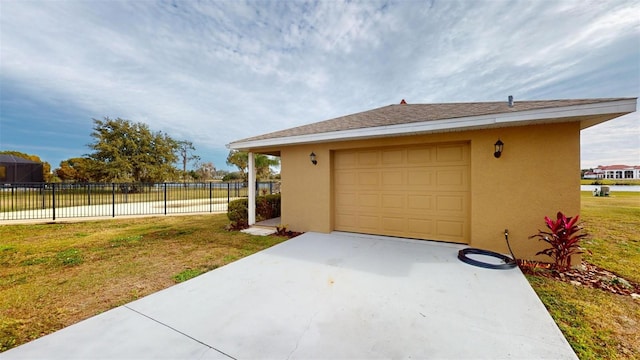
xmin=494 ymin=139 xmax=504 ymax=158
xmin=310 ymin=152 xmax=317 ymax=165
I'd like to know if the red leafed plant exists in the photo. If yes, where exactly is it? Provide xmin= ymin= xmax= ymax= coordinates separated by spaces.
xmin=529 ymin=211 xmax=588 ymax=272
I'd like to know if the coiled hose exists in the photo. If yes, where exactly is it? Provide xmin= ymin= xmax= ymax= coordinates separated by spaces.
xmin=457 ymin=229 xmax=517 ymax=270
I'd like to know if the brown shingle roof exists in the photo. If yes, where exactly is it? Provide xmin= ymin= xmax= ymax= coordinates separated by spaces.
xmin=233 ymin=98 xmax=631 ymax=144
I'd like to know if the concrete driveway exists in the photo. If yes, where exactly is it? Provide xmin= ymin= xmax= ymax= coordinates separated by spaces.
xmin=2 ymin=232 xmax=577 ymax=359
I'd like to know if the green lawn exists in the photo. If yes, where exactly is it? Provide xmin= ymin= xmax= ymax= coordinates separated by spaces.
xmin=580 ymin=179 xmax=640 ymax=186
xmin=526 ymin=191 xmax=639 ymax=359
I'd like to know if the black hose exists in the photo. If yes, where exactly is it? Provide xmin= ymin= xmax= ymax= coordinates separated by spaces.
xmin=457 ymin=229 xmax=517 ymax=270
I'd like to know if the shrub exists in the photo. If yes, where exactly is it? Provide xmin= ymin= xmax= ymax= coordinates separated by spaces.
xmin=226 ymin=194 xmax=281 ymax=228
xmin=257 ymin=194 xmax=281 ymax=221
xmin=529 ymin=211 xmax=587 ymax=271
xmin=276 ymin=224 xmax=288 ymax=236
xmin=227 ymin=198 xmax=248 ymax=229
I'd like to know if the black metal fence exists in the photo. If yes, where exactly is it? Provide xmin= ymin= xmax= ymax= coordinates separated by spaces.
xmin=0 ymin=182 xmax=279 ymax=221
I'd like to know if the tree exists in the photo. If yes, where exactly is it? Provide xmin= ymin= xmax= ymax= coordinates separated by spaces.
xmin=87 ymin=117 xmax=179 ymax=183
xmin=177 ymin=140 xmax=200 ymax=182
xmin=55 ymin=161 xmax=76 ymax=181
xmin=215 ymin=169 xmax=230 ymax=179
xmin=222 ymin=171 xmax=242 ymax=182
xmin=255 ymin=154 xmax=280 ymax=180
xmin=226 ymin=150 xmax=280 ymax=181
xmin=226 ymin=150 xmax=248 ymax=180
xmin=195 ymin=162 xmax=217 ymax=181
xmin=55 ymin=157 xmax=95 ymax=182
xmin=0 ymin=150 xmax=52 ymax=182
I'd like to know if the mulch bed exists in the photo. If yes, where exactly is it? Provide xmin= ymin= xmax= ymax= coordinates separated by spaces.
xmin=275 ymin=230 xmax=304 ymax=238
xmin=518 ymin=260 xmax=640 ymax=297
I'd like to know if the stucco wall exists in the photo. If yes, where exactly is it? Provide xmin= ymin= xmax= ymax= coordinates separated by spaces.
xmin=260 ymin=121 xmax=580 ymax=260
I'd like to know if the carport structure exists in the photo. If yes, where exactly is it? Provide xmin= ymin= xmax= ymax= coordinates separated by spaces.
xmin=228 ymin=97 xmax=636 ymax=259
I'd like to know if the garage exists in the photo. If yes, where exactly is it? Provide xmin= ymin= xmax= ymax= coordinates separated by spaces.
xmin=334 ymin=142 xmax=470 ymax=243
xmin=228 ymin=98 xmax=635 ymax=258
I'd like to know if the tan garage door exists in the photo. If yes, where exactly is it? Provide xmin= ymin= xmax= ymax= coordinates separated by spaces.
xmin=334 ymin=142 xmax=470 ymax=243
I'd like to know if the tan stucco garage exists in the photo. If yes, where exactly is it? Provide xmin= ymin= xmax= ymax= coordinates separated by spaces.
xmin=228 ymin=97 xmax=637 ymax=260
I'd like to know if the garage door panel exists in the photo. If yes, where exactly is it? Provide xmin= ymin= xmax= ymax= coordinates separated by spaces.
xmin=381 ymin=171 xmax=403 ymax=186
xmin=335 ymin=152 xmax=356 ymax=168
xmin=358 ymin=215 xmax=380 ymax=231
xmin=336 ymin=171 xmax=357 ymax=186
xmin=357 ymin=171 xmax=379 ymax=186
xmin=335 ymin=213 xmax=357 ymax=229
xmin=407 ymin=147 xmax=433 ymax=164
xmin=436 ymin=144 xmax=468 ymax=163
xmin=357 ymin=151 xmax=379 ymax=166
xmin=334 ymin=143 xmax=470 ymax=243
xmin=436 ymin=195 xmax=466 ymax=213
xmin=382 ymin=149 xmax=403 ymax=164
xmin=381 ymin=194 xmax=404 ymax=209
xmin=358 ymin=193 xmax=379 ymax=208
xmin=335 ymin=192 xmax=357 ymax=207
xmin=407 ymin=194 xmax=434 ymax=211
xmin=436 ymin=168 xmax=468 ymax=187
xmin=436 ymin=220 xmax=467 ymax=242
xmin=407 ymin=218 xmax=435 ymax=236
xmin=407 ymin=169 xmax=434 ymax=186
xmin=382 ymin=216 xmax=405 ymax=233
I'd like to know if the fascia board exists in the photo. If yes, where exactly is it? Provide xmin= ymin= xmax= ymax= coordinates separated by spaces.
xmin=227 ymin=98 xmax=637 ymax=150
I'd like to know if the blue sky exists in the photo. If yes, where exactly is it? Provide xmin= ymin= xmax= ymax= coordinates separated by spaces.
xmin=1 ymin=0 xmax=638 ymax=172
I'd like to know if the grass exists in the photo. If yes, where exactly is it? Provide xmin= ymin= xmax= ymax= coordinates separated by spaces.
xmin=527 ymin=276 xmax=639 ymax=359
xmin=0 ymin=214 xmax=287 ymax=352
xmin=579 ymin=192 xmax=640 ymax=283
xmin=525 ymin=191 xmax=640 ymax=359
xmin=580 ymin=179 xmax=640 ymax=186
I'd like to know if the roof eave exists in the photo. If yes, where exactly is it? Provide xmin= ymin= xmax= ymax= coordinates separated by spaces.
xmin=227 ymin=98 xmax=637 ymax=151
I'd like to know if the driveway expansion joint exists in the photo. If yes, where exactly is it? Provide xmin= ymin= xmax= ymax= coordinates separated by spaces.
xmin=124 ymin=305 xmax=237 ymax=360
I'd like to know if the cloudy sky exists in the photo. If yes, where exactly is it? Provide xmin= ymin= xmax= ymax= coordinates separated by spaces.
xmin=1 ymin=0 xmax=638 ymax=172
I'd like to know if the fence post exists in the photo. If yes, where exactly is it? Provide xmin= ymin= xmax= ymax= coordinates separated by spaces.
xmin=209 ymin=182 xmax=213 ymax=213
xmin=42 ymin=184 xmax=45 ymax=210
xmin=112 ymin=183 xmax=116 ymax=217
xmin=52 ymin=183 xmax=56 ymax=220
xmin=87 ymin=184 xmax=91 ymax=206
xmin=164 ymin=183 xmax=167 ymax=215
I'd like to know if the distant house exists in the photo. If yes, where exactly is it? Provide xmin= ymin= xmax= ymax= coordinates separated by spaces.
xmin=0 ymin=155 xmax=44 ymax=183
xmin=585 ymin=165 xmax=640 ymax=180
xmin=228 ymin=97 xmax=637 ymax=260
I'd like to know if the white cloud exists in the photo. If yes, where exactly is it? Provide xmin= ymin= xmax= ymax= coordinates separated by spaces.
xmin=581 ymin=112 xmax=640 ymax=168
xmin=1 ymin=0 xmax=638 ymax=169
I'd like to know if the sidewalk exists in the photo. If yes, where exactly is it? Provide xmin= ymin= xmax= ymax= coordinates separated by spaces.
xmin=0 ymin=198 xmax=237 ymax=224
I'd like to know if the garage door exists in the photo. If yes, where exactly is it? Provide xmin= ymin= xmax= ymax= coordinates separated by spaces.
xmin=334 ymin=142 xmax=470 ymax=243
